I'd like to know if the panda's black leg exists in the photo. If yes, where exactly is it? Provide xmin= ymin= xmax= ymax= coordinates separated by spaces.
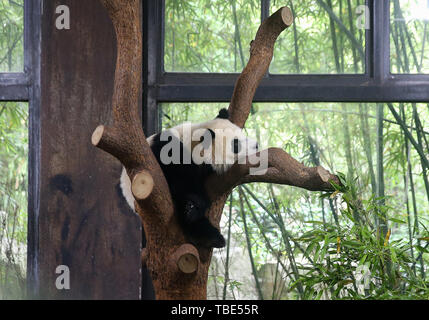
xmin=185 ymin=218 xmax=226 ymax=248
xmin=180 ymin=194 xmax=226 ymax=248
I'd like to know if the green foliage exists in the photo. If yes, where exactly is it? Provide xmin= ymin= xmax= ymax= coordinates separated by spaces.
xmin=292 ymin=178 xmax=428 ymax=300
xmin=271 ymin=0 xmax=365 ymax=73
xmin=390 ymin=0 xmax=429 ymax=73
xmin=0 ymin=1 xmax=26 ymax=301
xmin=0 ymin=102 xmax=28 ymax=300
xmin=0 ymin=0 xmax=24 ymax=72
xmin=0 ymin=1 xmax=26 ymax=300
xmin=165 ymin=0 xmax=365 ymax=74
xmin=165 ymin=0 xmax=260 ymax=72
xmin=163 ymin=102 xmax=429 ymax=300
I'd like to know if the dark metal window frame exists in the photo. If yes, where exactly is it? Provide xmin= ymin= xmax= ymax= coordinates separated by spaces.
xmin=143 ymin=0 xmax=429 ymax=136
xmin=0 ymin=0 xmax=42 ymax=296
xmin=0 ymin=0 xmax=38 ymax=101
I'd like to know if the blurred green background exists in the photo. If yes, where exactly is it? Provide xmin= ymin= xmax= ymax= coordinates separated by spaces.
xmin=0 ymin=0 xmax=26 ymax=300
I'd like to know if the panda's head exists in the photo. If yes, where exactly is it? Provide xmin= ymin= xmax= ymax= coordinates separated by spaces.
xmin=190 ymin=109 xmax=259 ymax=174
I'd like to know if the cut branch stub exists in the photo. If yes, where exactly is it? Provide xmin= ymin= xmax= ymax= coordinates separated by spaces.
xmin=91 ymin=125 xmax=106 ymax=146
xmin=170 ymin=244 xmax=200 ymax=274
xmin=132 ymin=170 xmax=154 ymax=200
xmin=280 ymin=6 xmax=294 ymax=26
xmin=91 ymin=125 xmax=127 ymax=161
xmin=317 ymin=166 xmax=333 ymax=184
xmin=229 ymin=6 xmax=293 ymax=128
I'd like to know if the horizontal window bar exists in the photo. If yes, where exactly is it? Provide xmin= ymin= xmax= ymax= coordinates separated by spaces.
xmin=161 ymin=72 xmax=371 ymax=85
xmin=0 ymin=72 xmax=29 ymax=84
xmin=157 ymin=73 xmax=429 ymax=102
xmin=0 ymin=73 xmax=30 ymax=101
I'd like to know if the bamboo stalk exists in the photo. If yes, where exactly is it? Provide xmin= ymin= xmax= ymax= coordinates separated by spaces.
xmin=238 ymin=187 xmax=264 ymax=300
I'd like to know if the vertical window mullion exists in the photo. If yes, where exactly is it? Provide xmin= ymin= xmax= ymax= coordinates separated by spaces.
xmin=373 ymin=0 xmax=390 ymax=82
xmin=143 ymin=0 xmax=163 ymax=136
xmin=23 ymin=0 xmax=31 ymax=76
xmin=366 ymin=0 xmax=373 ymax=77
xmin=261 ymin=0 xmax=270 ymax=22
xmin=26 ymin=0 xmax=42 ymax=299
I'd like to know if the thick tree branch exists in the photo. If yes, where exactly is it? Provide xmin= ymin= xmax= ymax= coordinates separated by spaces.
xmin=93 ymin=0 xmax=173 ymax=222
xmin=228 ymin=7 xmax=293 ymax=128
xmin=206 ymin=148 xmax=340 ymax=202
xmin=240 ymin=149 xmax=338 ymax=190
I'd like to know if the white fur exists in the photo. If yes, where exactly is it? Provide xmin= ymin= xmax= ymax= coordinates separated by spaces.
xmin=170 ymin=118 xmax=258 ymax=174
xmin=120 ymin=167 xmax=135 ymax=211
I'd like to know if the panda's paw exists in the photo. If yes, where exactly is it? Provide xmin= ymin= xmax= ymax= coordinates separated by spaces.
xmin=198 ymin=229 xmax=226 ymax=249
xmin=210 ymin=233 xmax=226 ymax=248
xmin=184 ymin=213 xmax=226 ymax=248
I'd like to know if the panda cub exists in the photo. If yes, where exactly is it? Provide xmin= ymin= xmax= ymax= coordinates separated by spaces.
xmin=120 ymin=108 xmax=259 ymax=248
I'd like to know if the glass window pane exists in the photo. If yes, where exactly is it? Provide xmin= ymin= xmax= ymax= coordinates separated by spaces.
xmin=164 ymin=0 xmax=261 ymax=72
xmin=390 ymin=0 xmax=429 ymax=73
xmin=0 ymin=0 xmax=24 ymax=72
xmin=160 ymin=102 xmax=429 ymax=223
xmin=160 ymin=103 xmax=429 ymax=300
xmin=0 ymin=102 xmax=28 ymax=299
xmin=270 ymin=0 xmax=366 ymax=74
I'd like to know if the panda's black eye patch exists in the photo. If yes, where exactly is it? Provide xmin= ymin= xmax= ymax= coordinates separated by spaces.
xmin=232 ymin=139 xmax=241 ymax=154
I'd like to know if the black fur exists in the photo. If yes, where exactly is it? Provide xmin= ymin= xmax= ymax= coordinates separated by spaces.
xmin=217 ymin=108 xmax=229 ymax=119
xmin=150 ymin=132 xmax=225 ymax=248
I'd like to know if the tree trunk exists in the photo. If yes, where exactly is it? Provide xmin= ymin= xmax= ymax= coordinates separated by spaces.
xmin=93 ymin=0 xmax=340 ymax=300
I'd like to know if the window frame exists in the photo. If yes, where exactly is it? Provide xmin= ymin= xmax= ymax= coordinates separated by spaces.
xmin=0 ymin=0 xmax=42 ymax=297
xmin=143 ymin=0 xmax=429 ymax=137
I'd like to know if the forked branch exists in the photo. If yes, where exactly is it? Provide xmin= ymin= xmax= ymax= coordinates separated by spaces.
xmin=95 ymin=1 xmax=341 ymax=300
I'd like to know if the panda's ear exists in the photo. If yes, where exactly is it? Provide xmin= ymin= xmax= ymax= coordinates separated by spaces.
xmin=200 ymin=129 xmax=215 ymax=149
xmin=208 ymin=128 xmax=215 ymax=139
xmin=200 ymin=129 xmax=215 ymax=140
xmin=216 ymin=108 xmax=229 ymax=119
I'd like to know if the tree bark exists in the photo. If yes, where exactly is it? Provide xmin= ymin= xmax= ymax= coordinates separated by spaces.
xmin=93 ymin=0 xmax=340 ymax=300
